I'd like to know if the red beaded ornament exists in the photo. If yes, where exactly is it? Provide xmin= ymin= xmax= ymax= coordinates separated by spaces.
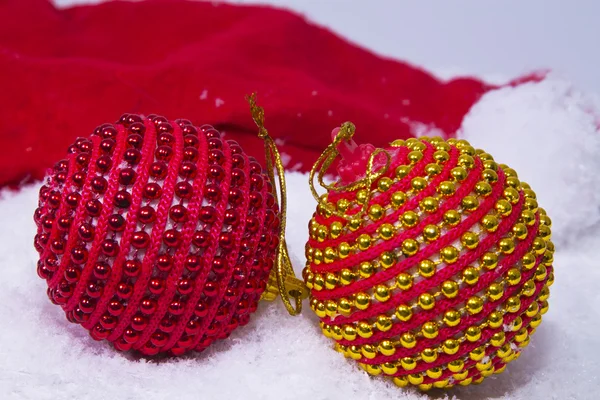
xmin=34 ymin=111 xmax=299 ymax=356
xmin=304 ymin=123 xmax=554 ymax=389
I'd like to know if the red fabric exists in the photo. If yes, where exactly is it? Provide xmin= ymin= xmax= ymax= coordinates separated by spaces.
xmin=0 ymin=0 xmax=534 ymax=188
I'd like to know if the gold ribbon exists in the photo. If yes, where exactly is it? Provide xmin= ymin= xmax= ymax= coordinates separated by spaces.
xmin=308 ymin=122 xmax=391 ymax=220
xmin=247 ymin=93 xmax=307 ymax=316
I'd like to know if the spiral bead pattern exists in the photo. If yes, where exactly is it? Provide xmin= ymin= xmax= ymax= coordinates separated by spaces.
xmin=34 ymin=114 xmax=280 ymax=356
xmin=304 ymin=137 xmax=554 ymax=389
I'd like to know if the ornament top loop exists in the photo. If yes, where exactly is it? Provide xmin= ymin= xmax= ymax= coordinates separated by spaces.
xmin=309 ymin=122 xmax=391 ymax=220
xmin=247 ymin=93 xmax=307 ymax=316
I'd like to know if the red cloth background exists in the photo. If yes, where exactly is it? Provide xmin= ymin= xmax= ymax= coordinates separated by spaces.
xmin=0 ymin=0 xmax=538 ymax=188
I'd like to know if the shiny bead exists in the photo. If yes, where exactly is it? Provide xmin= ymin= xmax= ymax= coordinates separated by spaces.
xmin=521 ymin=210 xmax=537 ymax=226
xmin=420 ymin=197 xmax=439 ymax=213
xmin=400 ymin=332 xmax=416 ymax=348
xmin=355 ymin=293 xmax=371 ymax=310
xmin=441 ymin=280 xmax=459 ymax=298
xmin=443 ymin=309 xmax=461 ymax=327
xmin=376 ymin=315 xmax=392 ymax=332
xmin=401 ymin=211 xmax=419 ymax=227
xmin=408 ymin=151 xmax=423 ymax=164
xmin=377 ymin=177 xmax=392 ymax=192
xmin=396 ymin=165 xmax=411 ymax=179
xmin=461 ymin=195 xmax=478 ymax=211
xmin=418 ymin=259 xmax=436 ymax=278
xmin=401 ymin=239 xmax=419 ymax=256
xmin=338 ymin=298 xmax=352 ymax=315
xmin=342 ymin=325 xmax=357 ymax=341
xmin=426 ymin=367 xmax=443 ymax=380
xmin=465 ymin=325 xmax=481 ymax=342
xmin=421 ymin=321 xmax=438 ymax=339
xmin=425 ymin=163 xmax=442 ymax=176
xmin=325 ymin=300 xmax=338 ymax=317
xmin=357 ymin=234 xmax=371 ymax=250
xmin=355 ymin=189 xmax=368 ymax=203
xmin=448 ymin=359 xmax=464 ymax=373
xmin=323 ymin=247 xmax=337 ymax=264
xmin=378 ymin=224 xmax=394 ymax=240
xmin=481 ymin=252 xmax=499 ymax=270
xmin=433 ymin=150 xmax=449 ymax=163
xmin=407 ymin=373 xmax=423 ymax=385
xmin=418 ymin=293 xmax=435 ymax=310
xmin=481 ymin=214 xmax=499 ymax=232
xmin=499 ymin=237 xmax=516 ymax=254
xmin=443 ymin=209 xmax=461 ymax=226
xmin=440 ymin=246 xmax=459 ymax=264
xmin=482 ymin=168 xmax=498 ymax=182
xmin=330 ymin=221 xmax=343 ymax=239
xmin=348 ymin=218 xmax=361 ymax=231
xmin=374 ymin=285 xmax=390 ymax=302
xmin=505 ymin=296 xmax=521 ymax=313
xmin=357 ymin=322 xmax=373 ymax=338
xmin=442 ymin=339 xmax=459 ymax=355
xmin=359 ymin=262 xmax=374 ymax=278
xmin=396 ymin=273 xmax=413 ymax=290
xmin=421 ymin=348 xmax=438 ymax=363
xmin=522 ymin=279 xmax=536 ymax=297
xmin=512 ymin=223 xmax=528 ymax=240
xmin=339 ymin=269 xmax=354 ymax=285
xmin=312 ymin=274 xmax=324 ymax=291
xmin=491 ymin=331 xmax=506 ymax=347
xmin=507 ymin=268 xmax=522 ymax=285
xmin=461 ymin=231 xmax=479 ymax=249
xmin=422 ymin=224 xmax=440 ymax=242
xmin=470 ymin=346 xmax=485 ymax=361
xmin=438 ymin=181 xmax=455 ymax=196
xmin=464 ymin=267 xmax=480 ymax=285
xmin=487 ymin=282 xmax=504 ymax=301
xmin=526 ymin=302 xmax=539 ymax=318
xmin=336 ymin=199 xmax=350 ymax=213
xmin=368 ymin=204 xmax=384 ymax=221
xmin=380 ymin=252 xmax=396 ymax=268
xmin=390 ymin=191 xmax=407 ymax=208
xmin=395 ymin=304 xmax=412 ymax=321
xmin=325 ymin=273 xmax=338 ymax=289
xmin=466 ymin=296 xmax=484 ymax=314
xmin=532 ymin=237 xmax=547 ymax=254
xmin=451 ymin=166 xmax=468 ymax=181
xmin=475 ymin=181 xmax=493 ymax=196
xmin=381 ymin=362 xmax=398 ymax=375
xmin=338 ymin=242 xmax=351 ymax=259
xmin=378 ymin=340 xmax=395 ymax=356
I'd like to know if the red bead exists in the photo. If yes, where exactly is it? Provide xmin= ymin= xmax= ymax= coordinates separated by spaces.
xmin=41 ymin=215 xmax=54 ymax=231
xmin=119 ymin=168 xmax=136 ymax=185
xmin=131 ymin=314 xmax=148 ymax=331
xmin=215 ymin=306 xmax=229 ymax=322
xmin=194 ymin=301 xmax=208 ymax=318
xmin=78 ymin=223 xmax=95 ymax=241
xmin=143 ymin=182 xmax=162 ymax=200
xmin=100 ymin=314 xmax=117 ymax=330
xmin=192 ymin=230 xmax=210 ymax=248
xmin=71 ymin=246 xmax=88 ymax=264
xmin=250 ymin=160 xmax=262 ymax=174
xmin=149 ymin=161 xmax=168 ymax=179
xmin=163 ymin=229 xmax=180 ymax=247
xmin=100 ymin=138 xmax=116 ymax=153
xmin=85 ymin=199 xmax=102 ymax=217
xmin=212 ymin=256 xmax=226 ymax=274
xmin=207 ymin=165 xmax=224 ymax=181
xmin=65 ymin=192 xmax=80 ymax=207
xmin=140 ymin=298 xmax=157 ymax=315
xmin=90 ymin=324 xmax=110 ymax=341
xmin=93 ymin=262 xmax=110 ymax=280
xmin=156 ymin=254 xmax=173 ymax=272
xmin=45 ymin=254 xmax=59 ymax=270
xmin=108 ymin=299 xmax=124 ymax=316
xmin=208 ymin=149 xmax=224 ymax=165
xmin=95 ymin=155 xmax=112 ymax=172
xmin=131 ymin=231 xmax=150 ymax=249
xmin=231 ymin=153 xmax=245 ymax=168
xmin=126 ymin=114 xmax=143 ymax=125
xmin=101 ymin=239 xmax=120 ymax=257
xmin=179 ymin=162 xmax=197 ymax=179
xmin=55 ymin=172 xmax=67 ymax=184
xmin=208 ymin=138 xmax=222 ymax=150
xmin=157 ymin=122 xmax=173 ymax=134
xmin=79 ymin=297 xmax=95 ymax=313
xmin=204 ymin=281 xmax=218 ymax=297
xmin=231 ymin=168 xmax=245 ymax=186
xmin=47 ymin=191 xmax=62 ymax=208
xmin=184 ymin=134 xmax=199 ymax=148
xmin=140 ymin=343 xmax=159 ymax=356
xmin=127 ymin=133 xmax=143 ymax=149
xmin=169 ymin=205 xmax=187 ymax=223
xmin=182 ymin=125 xmax=197 ymax=135
xmin=76 ymin=153 xmax=90 ymax=166
xmin=73 ymin=308 xmax=89 ymax=323
xmin=204 ymin=183 xmax=221 ymax=203
xmin=58 ymin=281 xmax=74 ymax=297
xmin=228 ymin=141 xmax=242 ymax=154
xmin=57 ymin=215 xmax=72 ymax=230
xmin=72 ymin=171 xmax=86 ymax=187
xmin=218 ymin=232 xmax=234 ymax=250
xmin=123 ymin=328 xmax=140 ymax=344
xmin=184 ymin=147 xmax=199 ymax=162
xmin=232 ymin=267 xmax=246 ymax=282
xmin=185 ymin=319 xmax=201 ymax=335
xmin=138 ymin=206 xmax=156 ymax=224
xmin=114 ymin=338 xmax=132 ymax=352
xmin=108 ymin=214 xmax=126 ymax=232
xmin=168 ymin=300 xmax=184 ymax=316
xmin=251 ymin=175 xmax=264 ymax=191
xmin=159 ymin=317 xmax=176 ymax=333
xmin=177 ymin=279 xmax=193 ymax=295
xmin=175 ymin=181 xmax=193 ymax=199
xmin=123 ymin=148 xmax=141 ymax=165
xmin=199 ymin=206 xmax=216 ymax=224
xmin=128 ymin=122 xmax=146 ymax=136
xmin=157 ymin=132 xmax=175 ymax=147
xmin=117 ymin=283 xmax=133 ymax=299
xmin=177 ymin=334 xmax=194 ymax=349
xmin=224 ymin=209 xmax=239 ymax=226
xmin=240 ymin=239 xmax=253 ymax=256
xmin=155 ymin=145 xmax=173 ymax=161
xmin=123 ymin=259 xmax=141 ymax=277
xmin=148 ymin=278 xmax=165 ymax=295
xmin=101 ymin=126 xmax=118 ymax=139
xmin=249 ymin=192 xmax=263 ymax=208
xmin=114 ymin=190 xmax=131 ymax=208
xmin=224 ymin=288 xmax=237 ymax=303
xmin=184 ymin=254 xmax=201 ymax=272
xmin=151 ymin=332 xmax=168 ymax=347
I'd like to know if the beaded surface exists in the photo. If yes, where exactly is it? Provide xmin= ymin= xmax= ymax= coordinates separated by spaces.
xmin=303 ymin=136 xmax=554 ymax=390
xmin=34 ymin=114 xmax=280 ymax=356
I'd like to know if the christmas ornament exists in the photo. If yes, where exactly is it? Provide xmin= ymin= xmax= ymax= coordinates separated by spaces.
xmin=34 ymin=95 xmax=306 ymax=356
xmin=304 ymin=123 xmax=554 ymax=390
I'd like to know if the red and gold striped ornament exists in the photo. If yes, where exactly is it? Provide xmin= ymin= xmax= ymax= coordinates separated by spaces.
xmin=304 ymin=123 xmax=554 ymax=390
xmin=34 ymin=97 xmax=305 ymax=356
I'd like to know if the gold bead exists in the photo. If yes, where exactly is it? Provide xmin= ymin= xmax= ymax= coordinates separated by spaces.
xmin=369 ymin=204 xmax=384 ymax=221
xmin=435 ymin=141 xmax=451 ymax=152
xmin=357 ymin=234 xmax=372 ymax=250
xmin=482 ymin=168 xmax=498 ymax=182
xmin=323 ymin=247 xmax=337 ymax=264
xmin=348 ymin=217 xmax=361 ymax=231
xmin=393 ymin=376 xmax=409 ymax=387
xmin=448 ymin=359 xmax=464 ymax=373
xmin=512 ymin=223 xmax=528 ymax=240
xmin=515 ymin=328 xmax=528 ymax=343
xmin=538 ymin=225 xmax=552 ymax=241
xmin=458 ymin=377 xmax=473 ymax=386
xmin=495 ymin=199 xmax=513 ymax=216
xmin=401 ymin=211 xmax=419 ymax=227
xmin=506 ymin=268 xmax=522 ymax=285
xmin=321 ymin=323 xmax=331 ymax=338
xmin=374 ymin=285 xmax=391 ymax=302
xmin=396 ymin=273 xmax=413 ymax=290
xmin=441 ymin=280 xmax=459 ymax=299
xmin=418 ymin=259 xmax=437 ymax=278
xmin=378 ymin=223 xmax=395 ymax=240
xmin=425 ymin=163 xmax=442 ymax=176
xmin=466 ymin=296 xmax=484 ymax=314
xmin=543 ymin=250 xmax=554 ymax=266
xmin=422 ymin=321 xmax=439 ymax=339
xmin=465 ymin=325 xmax=482 ymax=342
xmin=423 ymin=224 xmax=440 ymax=242
xmin=483 ymin=160 xmax=498 ymax=171
xmin=408 ymin=150 xmax=424 ymax=164
xmin=451 ymin=166 xmax=468 ymax=181
xmin=490 ymin=331 xmax=506 ymax=347
xmin=476 ymin=359 xmax=492 ymax=371
xmin=336 ymin=198 xmax=350 ymax=213
xmin=377 ymin=177 xmax=393 ymax=192
xmin=527 ymin=301 xmax=539 ymax=318
xmin=532 ymin=237 xmax=547 ymax=254
xmin=421 ymin=347 xmax=438 ymax=363
xmin=391 ymin=191 xmax=407 ymax=208
xmin=440 ymin=246 xmax=459 ymax=264
xmin=408 ymin=374 xmax=425 ymax=386
xmin=540 ymin=214 xmax=552 ymax=227
xmin=391 ymin=139 xmax=405 ymax=147
xmin=357 ymin=321 xmax=373 ymax=338
xmin=380 ymin=251 xmax=396 ymax=268
xmin=463 ymin=266 xmax=480 ymax=285
xmin=433 ymin=150 xmax=450 ymax=163
xmin=355 ymin=292 xmax=371 ymax=310
xmin=536 ymin=265 xmax=548 ymax=281
xmin=314 ymin=302 xmax=326 ymax=318
xmin=420 ymin=196 xmax=439 ymax=213
xmin=438 ymin=181 xmax=456 ymax=196
xmin=330 ymin=221 xmax=343 ymax=239
xmin=411 ymin=141 xmax=427 ymax=152
xmin=325 ymin=272 xmax=338 ymax=289
xmin=361 ymin=344 xmax=377 ymax=359
xmin=443 ymin=309 xmax=461 ymax=327
xmin=503 ymin=166 xmax=518 ymax=178
xmin=400 ymin=332 xmax=416 ymax=348
xmin=400 ymin=357 xmax=417 ymax=371
xmin=396 ymin=165 xmax=411 ymax=179
xmin=377 ymin=340 xmax=396 ymax=356
xmin=365 ymin=364 xmax=381 ymax=376
xmin=347 ymin=345 xmax=362 ymax=360
xmin=376 ymin=315 xmax=392 ymax=332
xmin=342 ymin=325 xmax=357 ymax=341
xmin=512 ymin=316 xmax=523 ymax=331
xmin=503 ymin=187 xmax=520 ymax=204
xmin=505 ymin=296 xmax=521 ymax=313
xmin=522 ymin=279 xmax=536 ymax=297
xmin=530 ymin=314 xmax=543 ymax=328
xmin=521 ymin=210 xmax=536 ymax=226
xmin=338 ymin=298 xmax=352 ymax=315
xmin=458 ymin=154 xmax=475 ymax=169
xmin=506 ymin=176 xmax=521 ymax=188
xmin=481 ymin=214 xmax=499 ymax=232
xmin=443 ymin=209 xmax=461 ymax=226
xmin=313 ymin=274 xmax=325 ymax=291
xmin=475 ymin=181 xmax=493 ymax=196
xmin=338 ymin=242 xmax=352 ymax=259
xmin=461 ymin=195 xmax=479 ymax=212
xmin=325 ymin=300 xmax=338 ymax=317
xmin=316 ymin=225 xmax=328 ymax=242
xmin=461 ymin=231 xmax=479 ymax=249
xmin=488 ymin=311 xmax=504 ymax=329
xmin=480 ymin=252 xmax=498 ymax=270
xmin=469 ymin=346 xmax=485 ymax=361
xmin=499 ymin=237 xmax=516 ymax=254
xmin=381 ymin=361 xmax=398 ymax=375
xmin=402 ymin=239 xmax=419 ymax=256
xmin=418 ymin=293 xmax=435 ymax=310
xmin=359 ymin=261 xmax=374 ymax=278
xmin=411 ymin=177 xmax=427 ymax=191
xmin=487 ymin=282 xmax=504 ymax=301
xmin=426 ymin=367 xmax=443 ymax=379
xmin=442 ymin=339 xmax=459 ymax=355
xmin=522 ymin=252 xmax=537 ymax=269
xmin=396 ymin=304 xmax=412 ymax=321
xmin=497 ymin=344 xmax=512 ymax=359
xmin=356 ymin=189 xmax=368 ymax=204
xmin=525 ymin=198 xmax=539 ymax=212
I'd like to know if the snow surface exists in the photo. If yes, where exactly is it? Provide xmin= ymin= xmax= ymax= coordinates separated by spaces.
xmin=1 ymin=77 xmax=600 ymax=399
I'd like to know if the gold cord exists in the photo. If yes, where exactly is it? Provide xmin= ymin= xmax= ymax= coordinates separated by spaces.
xmin=247 ymin=93 xmax=307 ymax=316
xmin=308 ymin=122 xmax=391 ymax=220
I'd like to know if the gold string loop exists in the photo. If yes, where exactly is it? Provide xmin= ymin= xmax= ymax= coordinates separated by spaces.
xmin=247 ymin=93 xmax=307 ymax=316
xmin=308 ymin=122 xmax=391 ymax=220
